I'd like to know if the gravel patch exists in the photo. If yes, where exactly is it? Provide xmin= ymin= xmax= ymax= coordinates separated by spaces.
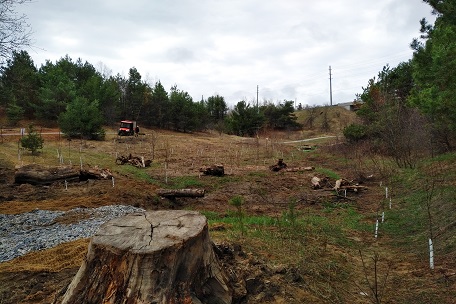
xmin=0 ymin=205 xmax=145 ymax=262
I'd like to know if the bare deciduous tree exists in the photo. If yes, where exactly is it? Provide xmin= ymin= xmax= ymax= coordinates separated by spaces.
xmin=0 ymin=0 xmax=32 ymax=61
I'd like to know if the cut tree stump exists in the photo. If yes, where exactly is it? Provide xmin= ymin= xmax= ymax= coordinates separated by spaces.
xmin=14 ymin=164 xmax=79 ymax=185
xmin=62 ymin=210 xmax=232 ymax=304
xmin=157 ymin=188 xmax=206 ymax=198
xmin=269 ymin=159 xmax=287 ymax=172
xmin=199 ymin=164 xmax=225 ymax=176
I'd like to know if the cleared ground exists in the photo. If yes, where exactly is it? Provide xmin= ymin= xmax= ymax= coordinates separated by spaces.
xmin=0 ymin=109 xmax=454 ymax=303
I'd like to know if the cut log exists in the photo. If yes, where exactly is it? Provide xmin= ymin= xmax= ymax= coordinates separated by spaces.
xmin=284 ymin=166 xmax=315 ymax=172
xmin=157 ymin=188 xmax=205 ymax=198
xmin=62 ymin=210 xmax=232 ymax=304
xmin=200 ymin=164 xmax=225 ymax=176
xmin=79 ymin=166 xmax=113 ymax=180
xmin=333 ymin=179 xmax=343 ymax=191
xmin=14 ymin=164 xmax=79 ymax=185
xmin=311 ymin=176 xmax=321 ymax=189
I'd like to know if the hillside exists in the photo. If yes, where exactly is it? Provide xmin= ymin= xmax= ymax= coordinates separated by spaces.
xmin=0 ymin=109 xmax=454 ymax=303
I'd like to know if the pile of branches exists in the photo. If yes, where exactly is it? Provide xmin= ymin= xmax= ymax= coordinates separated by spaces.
xmin=116 ymin=154 xmax=151 ymax=168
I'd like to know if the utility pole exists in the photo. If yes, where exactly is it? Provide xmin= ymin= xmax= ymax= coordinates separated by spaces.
xmin=256 ymin=85 xmax=259 ymax=113
xmin=329 ymin=66 xmax=333 ymax=106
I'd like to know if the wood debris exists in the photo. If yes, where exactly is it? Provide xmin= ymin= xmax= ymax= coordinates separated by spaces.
xmin=269 ymin=159 xmax=287 ymax=171
xmin=311 ymin=176 xmax=368 ymax=193
xmin=116 ymin=154 xmax=151 ymax=168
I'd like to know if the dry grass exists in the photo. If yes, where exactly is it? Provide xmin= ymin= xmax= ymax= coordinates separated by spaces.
xmin=0 ymin=239 xmax=89 ymax=273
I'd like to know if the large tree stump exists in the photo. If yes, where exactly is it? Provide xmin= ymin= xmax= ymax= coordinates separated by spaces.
xmin=62 ymin=210 xmax=232 ymax=304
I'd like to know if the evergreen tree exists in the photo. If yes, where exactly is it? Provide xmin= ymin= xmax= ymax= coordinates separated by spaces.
xmin=0 ymin=50 xmax=40 ymax=118
xmin=262 ymin=100 xmax=301 ymax=130
xmin=147 ymin=81 xmax=169 ymax=128
xmin=58 ymin=97 xmax=105 ymax=140
xmin=20 ymin=124 xmax=44 ymax=155
xmin=168 ymin=85 xmax=198 ymax=132
xmin=206 ymin=95 xmax=228 ymax=123
xmin=124 ymin=67 xmax=148 ymax=121
xmin=98 ymin=76 xmax=122 ymax=125
xmin=410 ymin=6 xmax=456 ymax=149
xmin=225 ymin=100 xmax=264 ymax=136
xmin=6 ymin=102 xmax=24 ymax=125
xmin=36 ymin=59 xmax=77 ymax=121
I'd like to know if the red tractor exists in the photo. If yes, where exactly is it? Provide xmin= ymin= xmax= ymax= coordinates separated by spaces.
xmin=118 ymin=120 xmax=137 ymax=136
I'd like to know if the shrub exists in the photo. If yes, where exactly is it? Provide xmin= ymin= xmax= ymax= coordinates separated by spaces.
xmin=20 ymin=125 xmax=44 ymax=154
xmin=343 ymin=123 xmax=366 ymax=142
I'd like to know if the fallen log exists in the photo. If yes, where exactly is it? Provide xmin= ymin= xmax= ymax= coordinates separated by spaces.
xmin=284 ymin=166 xmax=315 ymax=172
xmin=61 ymin=210 xmax=232 ymax=304
xmin=79 ymin=166 xmax=113 ymax=180
xmin=339 ymin=185 xmax=368 ymax=193
xmin=14 ymin=164 xmax=79 ymax=185
xmin=157 ymin=188 xmax=205 ymax=198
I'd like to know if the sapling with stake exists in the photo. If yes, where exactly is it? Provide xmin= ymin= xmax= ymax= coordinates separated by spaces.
xmin=356 ymin=250 xmax=391 ymax=304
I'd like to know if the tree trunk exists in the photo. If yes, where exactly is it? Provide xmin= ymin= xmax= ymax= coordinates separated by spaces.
xmin=157 ymin=188 xmax=205 ymax=198
xmin=61 ymin=210 xmax=232 ymax=304
xmin=14 ymin=164 xmax=80 ymax=185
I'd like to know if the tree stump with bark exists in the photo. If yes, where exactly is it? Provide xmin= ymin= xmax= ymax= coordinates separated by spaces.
xmin=199 ymin=164 xmax=225 ymax=176
xmin=62 ymin=210 xmax=232 ymax=304
xmin=14 ymin=164 xmax=80 ymax=185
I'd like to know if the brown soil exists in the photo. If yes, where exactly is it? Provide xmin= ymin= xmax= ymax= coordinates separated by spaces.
xmin=0 ymin=126 xmax=454 ymax=303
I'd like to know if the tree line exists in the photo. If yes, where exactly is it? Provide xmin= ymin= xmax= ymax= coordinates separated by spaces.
xmin=0 ymin=52 xmax=301 ymax=138
xmin=344 ymin=0 xmax=456 ymax=167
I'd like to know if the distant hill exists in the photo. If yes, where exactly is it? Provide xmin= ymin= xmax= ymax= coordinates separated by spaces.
xmin=294 ymin=105 xmax=360 ymax=135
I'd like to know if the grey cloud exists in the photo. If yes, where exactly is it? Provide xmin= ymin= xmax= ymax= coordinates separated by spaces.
xmin=166 ymin=47 xmax=195 ymax=63
xmin=17 ymin=0 xmax=436 ymax=107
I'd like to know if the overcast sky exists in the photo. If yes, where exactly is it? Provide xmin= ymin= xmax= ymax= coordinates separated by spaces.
xmin=18 ymin=0 xmax=434 ymax=107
